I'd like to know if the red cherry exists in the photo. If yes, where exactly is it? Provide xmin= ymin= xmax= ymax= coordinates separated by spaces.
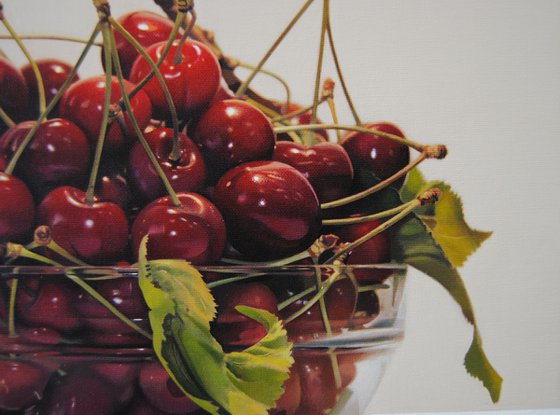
xmin=89 ymin=362 xmax=140 ymax=406
xmin=37 ymin=186 xmax=129 ymax=264
xmin=112 ymin=10 xmax=182 ymax=79
xmin=0 ymin=57 xmax=28 ymax=128
xmin=139 ymin=361 xmax=200 ymax=414
xmin=213 ymin=161 xmax=321 ymax=260
xmin=96 ymin=159 xmax=131 ymax=210
xmin=294 ymin=353 xmax=339 ymax=414
xmin=280 ymin=277 xmax=357 ymax=342
xmin=334 ymin=219 xmax=392 ymax=283
xmin=341 ymin=122 xmax=410 ymax=187
xmin=191 ymin=99 xmax=276 ymax=182
xmin=59 ymin=75 xmax=152 ymax=152
xmin=21 ymin=58 xmax=79 ymax=118
xmin=130 ymin=39 xmax=221 ymax=120
xmin=269 ymin=368 xmax=301 ymax=415
xmin=212 ymin=282 xmax=278 ymax=346
xmin=273 ymin=141 xmax=354 ymax=203
xmin=131 ymin=192 xmax=226 ymax=264
xmin=0 ymin=118 xmax=90 ymax=200
xmin=277 ymin=102 xmax=329 ymax=142
xmin=128 ymin=127 xmax=207 ymax=203
xmin=0 ymin=360 xmax=52 ymax=411
xmin=0 ymin=172 xmax=35 ymax=243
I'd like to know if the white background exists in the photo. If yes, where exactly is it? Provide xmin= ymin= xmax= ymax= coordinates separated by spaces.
xmin=2 ymin=0 xmax=559 ymax=413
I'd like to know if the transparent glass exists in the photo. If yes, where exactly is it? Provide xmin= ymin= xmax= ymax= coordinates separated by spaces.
xmin=0 ymin=264 xmax=406 ymax=415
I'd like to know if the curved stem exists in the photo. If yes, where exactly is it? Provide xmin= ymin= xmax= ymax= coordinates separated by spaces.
xmin=0 ymin=34 xmax=103 ymax=46
xmin=322 ymin=199 xmax=418 ymax=225
xmin=107 ymin=25 xmax=181 ymax=207
xmin=0 ymin=105 xmax=14 ymax=128
xmin=237 ymin=61 xmax=291 ymax=107
xmin=85 ymin=23 xmax=113 ymax=205
xmin=234 ymin=0 xmax=316 ymax=98
xmin=326 ymin=12 xmax=361 ymax=125
xmin=271 ymin=96 xmax=327 ymax=123
xmin=1 ymin=16 xmax=46 ymax=114
xmin=321 ymin=152 xmax=428 ymax=209
xmin=4 ymin=25 xmax=100 ymax=175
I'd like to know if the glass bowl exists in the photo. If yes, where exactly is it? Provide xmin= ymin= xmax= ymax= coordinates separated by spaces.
xmin=0 ymin=263 xmax=406 ymax=415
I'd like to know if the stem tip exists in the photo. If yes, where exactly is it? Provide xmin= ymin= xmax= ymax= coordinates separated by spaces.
xmin=417 ymin=188 xmax=442 ymax=205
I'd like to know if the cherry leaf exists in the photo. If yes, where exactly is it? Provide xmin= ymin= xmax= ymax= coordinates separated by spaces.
xmin=138 ymin=237 xmax=294 ymax=415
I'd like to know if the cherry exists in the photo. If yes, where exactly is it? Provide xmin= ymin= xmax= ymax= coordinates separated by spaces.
xmin=334 ymin=219 xmax=392 ymax=283
xmin=0 ymin=359 xmax=52 ymax=411
xmin=293 ymin=353 xmax=339 ymax=414
xmin=59 ymin=75 xmax=152 ymax=153
xmin=89 ymin=362 xmax=140 ymax=407
xmin=21 ymin=58 xmax=79 ymax=118
xmin=0 ymin=118 xmax=91 ymax=200
xmin=139 ymin=361 xmax=200 ymax=414
xmin=269 ymin=368 xmax=301 ymax=415
xmin=213 ymin=161 xmax=322 ymax=260
xmin=273 ymin=141 xmax=354 ymax=203
xmin=191 ymin=99 xmax=276 ymax=182
xmin=125 ymin=396 xmax=169 ymax=415
xmin=127 ymin=127 xmax=207 ymax=203
xmin=0 ymin=57 xmax=29 ymax=128
xmin=212 ymin=282 xmax=279 ymax=346
xmin=0 ymin=172 xmax=35 ymax=243
xmin=96 ymin=159 xmax=131 ymax=210
xmin=112 ymin=10 xmax=182 ymax=79
xmin=37 ymin=186 xmax=129 ymax=264
xmin=75 ymin=276 xmax=149 ymax=335
xmin=129 ymin=39 xmax=221 ymax=120
xmin=277 ymin=102 xmax=329 ymax=142
xmin=15 ymin=277 xmax=82 ymax=332
xmin=280 ymin=277 xmax=357 ymax=342
xmin=341 ymin=122 xmax=410 ymax=188
xmin=34 ymin=367 xmax=118 ymax=415
xmin=131 ymin=192 xmax=226 ymax=264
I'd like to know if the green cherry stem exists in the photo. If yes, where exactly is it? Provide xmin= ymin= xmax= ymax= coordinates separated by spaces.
xmin=109 ymin=16 xmax=181 ymax=159
xmin=322 ymin=198 xmax=419 ymax=226
xmin=321 ymin=151 xmax=428 ymax=210
xmin=173 ymin=2 xmax=196 ymax=64
xmin=0 ymin=10 xmax=46 ymax=114
xmin=0 ymin=105 xmax=14 ymax=128
xmin=310 ymin=0 xmax=329 ymax=130
xmin=33 ymin=225 xmax=90 ymax=266
xmin=324 ymin=188 xmax=442 ymax=264
xmin=237 ymin=61 xmax=292 ymax=107
xmin=4 ymin=25 xmax=101 ymax=176
xmin=0 ymin=34 xmax=103 ymax=46
xmin=107 ymin=25 xmax=181 ymax=208
xmin=234 ymin=0 xmax=316 ymax=98
xmin=326 ymin=11 xmax=361 ymax=126
xmin=7 ymin=278 xmax=18 ymax=337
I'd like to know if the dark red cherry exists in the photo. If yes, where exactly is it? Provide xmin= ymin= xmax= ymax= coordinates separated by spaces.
xmin=37 ymin=186 xmax=129 ymax=264
xmin=130 ymin=39 xmax=221 ymax=120
xmin=89 ymin=362 xmax=140 ymax=407
xmin=15 ymin=277 xmax=82 ymax=332
xmin=131 ymin=192 xmax=226 ymax=264
xmin=0 ymin=118 xmax=90 ymax=199
xmin=0 ymin=153 xmax=7 ymax=171
xmin=21 ymin=58 xmax=79 ymax=118
xmin=125 ymin=396 xmax=169 ymax=415
xmin=213 ymin=282 xmax=278 ymax=346
xmin=112 ymin=10 xmax=182 ymax=79
xmin=269 ymin=368 xmax=301 ymax=415
xmin=280 ymin=277 xmax=357 ymax=342
xmin=341 ymin=122 xmax=409 ymax=188
xmin=191 ymin=99 xmax=276 ymax=182
xmin=294 ymin=353 xmax=339 ymax=414
xmin=213 ymin=161 xmax=321 ymax=260
xmin=96 ymin=159 xmax=131 ymax=210
xmin=0 ymin=172 xmax=35 ymax=243
xmin=128 ymin=127 xmax=207 ymax=202
xmin=0 ymin=57 xmax=29 ymax=128
xmin=59 ymin=76 xmax=152 ymax=152
xmin=35 ymin=368 xmax=118 ymax=415
xmin=273 ymin=141 xmax=354 ymax=203
xmin=139 ymin=361 xmax=200 ymax=414
xmin=335 ymin=219 xmax=392 ymax=283
xmin=0 ymin=359 xmax=52 ymax=411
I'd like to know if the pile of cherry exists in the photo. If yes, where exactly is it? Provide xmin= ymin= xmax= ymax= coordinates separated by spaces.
xmin=0 ymin=9 xmax=412 ymax=415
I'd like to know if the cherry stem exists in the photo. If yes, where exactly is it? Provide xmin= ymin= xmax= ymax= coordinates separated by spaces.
xmin=173 ymin=4 xmax=196 ymax=65
xmin=326 ymin=12 xmax=361 ymax=126
xmin=8 ymin=278 xmax=18 ymax=337
xmin=310 ymin=0 xmax=329 ymax=133
xmin=325 ymin=188 xmax=442 ymax=264
xmin=107 ymin=25 xmax=182 ymax=208
xmin=245 ymin=98 xmax=304 ymax=144
xmin=321 ymin=151 xmax=428 ymax=210
xmin=271 ymin=88 xmax=330 ymax=123
xmin=237 ymin=61 xmax=291 ymax=107
xmin=0 ymin=34 xmax=103 ymax=46
xmin=85 ymin=23 xmax=113 ymax=205
xmin=109 ymin=16 xmax=181 ymax=160
xmin=4 ymin=25 xmax=100 ymax=176
xmin=234 ymin=0 xmax=316 ymax=98
xmin=322 ymin=198 xmax=419 ymax=226
xmin=277 ymin=285 xmax=315 ymax=311
xmin=0 ymin=105 xmax=14 ymax=128
xmin=33 ymin=226 xmax=90 ymax=266
xmin=0 ymin=14 xmax=46 ymax=114
xmin=315 ymin=266 xmax=333 ymax=335
xmin=221 ymin=249 xmax=310 ymax=267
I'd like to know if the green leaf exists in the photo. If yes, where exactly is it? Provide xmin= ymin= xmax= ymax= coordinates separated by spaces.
xmin=401 ymin=169 xmax=492 ymax=268
xmin=138 ymin=237 xmax=294 ymax=415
